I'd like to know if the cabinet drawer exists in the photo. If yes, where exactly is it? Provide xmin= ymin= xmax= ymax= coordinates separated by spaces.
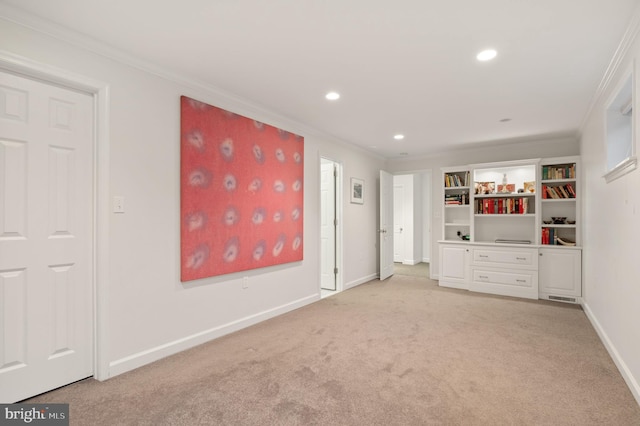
xmin=472 ymin=247 xmax=537 ymax=269
xmin=472 ymin=269 xmax=533 ymax=288
xmin=470 ymin=267 xmax=538 ymax=299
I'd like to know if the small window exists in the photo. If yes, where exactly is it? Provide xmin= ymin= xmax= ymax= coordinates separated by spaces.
xmin=604 ymin=68 xmax=637 ymax=183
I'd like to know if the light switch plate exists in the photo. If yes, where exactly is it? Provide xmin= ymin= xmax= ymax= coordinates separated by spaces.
xmin=113 ymin=196 xmax=125 ymax=213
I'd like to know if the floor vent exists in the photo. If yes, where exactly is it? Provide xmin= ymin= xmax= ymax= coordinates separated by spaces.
xmin=549 ymin=295 xmax=577 ymax=303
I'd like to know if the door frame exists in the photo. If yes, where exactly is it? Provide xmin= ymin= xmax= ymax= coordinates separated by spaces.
xmin=0 ymin=51 xmax=111 ymax=381
xmin=392 ymin=169 xmax=433 ymax=277
xmin=319 ymin=155 xmax=343 ymax=294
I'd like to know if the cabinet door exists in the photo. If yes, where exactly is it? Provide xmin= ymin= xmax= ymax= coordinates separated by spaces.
xmin=539 ymin=248 xmax=581 ymax=300
xmin=439 ymin=244 xmax=469 ymax=289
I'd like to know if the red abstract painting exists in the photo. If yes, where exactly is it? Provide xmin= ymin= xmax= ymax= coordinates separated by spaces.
xmin=180 ymin=96 xmax=304 ymax=281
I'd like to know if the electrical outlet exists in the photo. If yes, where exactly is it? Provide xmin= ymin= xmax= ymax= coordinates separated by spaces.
xmin=242 ymin=276 xmax=248 ymax=289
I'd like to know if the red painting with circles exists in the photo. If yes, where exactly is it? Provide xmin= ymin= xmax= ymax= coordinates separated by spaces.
xmin=180 ymin=96 xmax=304 ymax=281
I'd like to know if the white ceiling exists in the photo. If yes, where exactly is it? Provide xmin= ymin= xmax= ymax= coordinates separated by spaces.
xmin=2 ymin=0 xmax=639 ymax=158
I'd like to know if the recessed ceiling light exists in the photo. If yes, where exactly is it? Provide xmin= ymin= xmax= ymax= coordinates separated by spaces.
xmin=399 ymin=152 xmax=409 ymax=156
xmin=394 ymin=134 xmax=405 ymax=140
xmin=477 ymin=49 xmax=497 ymax=61
xmin=499 ymin=118 xmax=512 ymax=122
xmin=325 ymin=91 xmax=340 ymax=100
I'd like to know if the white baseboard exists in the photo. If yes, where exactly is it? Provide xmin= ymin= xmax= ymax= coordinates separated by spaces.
xmin=402 ymin=259 xmax=419 ymax=265
xmin=344 ymin=273 xmax=377 ymax=290
xmin=107 ymin=294 xmax=317 ymax=378
xmin=422 ymin=257 xmax=430 ymax=263
xmin=582 ymin=301 xmax=640 ymax=406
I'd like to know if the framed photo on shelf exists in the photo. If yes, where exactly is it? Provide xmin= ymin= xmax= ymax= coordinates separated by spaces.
xmin=474 ymin=181 xmax=495 ymax=194
xmin=497 ymin=183 xmax=515 ymax=193
xmin=524 ymin=181 xmax=535 ymax=193
xmin=351 ymin=178 xmax=364 ymax=204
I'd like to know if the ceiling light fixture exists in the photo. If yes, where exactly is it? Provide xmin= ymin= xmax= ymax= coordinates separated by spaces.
xmin=477 ymin=49 xmax=497 ymax=61
xmin=325 ymin=91 xmax=340 ymax=100
xmin=499 ymin=118 xmax=512 ymax=122
xmin=394 ymin=134 xmax=405 ymax=140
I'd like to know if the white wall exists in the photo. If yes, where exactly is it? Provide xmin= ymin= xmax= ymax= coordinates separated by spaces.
xmin=386 ymin=137 xmax=580 ymax=278
xmin=422 ymin=171 xmax=432 ymax=263
xmin=580 ymin=25 xmax=640 ymax=404
xmin=0 ymin=17 xmax=384 ymax=378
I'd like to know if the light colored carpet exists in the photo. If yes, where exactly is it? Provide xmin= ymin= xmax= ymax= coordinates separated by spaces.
xmin=394 ymin=262 xmax=430 ymax=278
xmin=27 ymin=275 xmax=640 ymax=425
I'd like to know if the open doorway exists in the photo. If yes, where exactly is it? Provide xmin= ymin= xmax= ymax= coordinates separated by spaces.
xmin=393 ymin=171 xmax=432 ymax=278
xmin=320 ymin=158 xmax=342 ymax=297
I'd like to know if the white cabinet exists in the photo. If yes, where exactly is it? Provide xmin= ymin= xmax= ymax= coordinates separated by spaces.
xmin=538 ymin=247 xmax=582 ymax=303
xmin=439 ymin=243 xmax=470 ymax=290
xmin=469 ymin=245 xmax=539 ymax=299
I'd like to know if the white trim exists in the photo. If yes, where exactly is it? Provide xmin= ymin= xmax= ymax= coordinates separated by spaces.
xmin=108 ymin=294 xmax=317 ymax=377
xmin=582 ymin=302 xmax=640 ymax=406
xmin=344 ymin=274 xmax=378 ymax=290
xmin=580 ymin=3 xmax=640 ymax=133
xmin=603 ymin=156 xmax=638 ymax=183
xmin=0 ymin=50 xmax=111 ymax=381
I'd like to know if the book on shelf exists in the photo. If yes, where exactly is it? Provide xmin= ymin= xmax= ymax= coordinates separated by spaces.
xmin=542 ymin=164 xmax=576 ymax=180
xmin=444 ymin=193 xmax=468 ymax=205
xmin=542 ymin=184 xmax=576 ymax=199
xmin=475 ymin=197 xmax=529 ymax=214
xmin=444 ymin=171 xmax=470 ymax=187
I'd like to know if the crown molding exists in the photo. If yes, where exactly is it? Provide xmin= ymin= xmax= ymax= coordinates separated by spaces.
xmin=579 ymin=3 xmax=640 ymax=134
xmin=0 ymin=3 xmax=382 ymax=159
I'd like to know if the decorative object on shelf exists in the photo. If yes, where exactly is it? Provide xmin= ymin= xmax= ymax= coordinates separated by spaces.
xmin=517 ymin=188 xmax=524 ymax=193
xmin=494 ymin=239 xmax=532 ymax=244
xmin=542 ymin=220 xmax=552 ymax=224
xmin=456 ymin=231 xmax=470 ymax=241
xmin=551 ymin=216 xmax=567 ymax=224
xmin=556 ymin=237 xmax=576 ymax=246
xmin=475 ymin=181 xmax=495 ymax=194
xmin=350 ymin=178 xmax=364 ymax=204
xmin=498 ymin=173 xmax=515 ymax=194
xmin=566 ymin=220 xmax=576 ymax=224
xmin=524 ymin=181 xmax=535 ymax=193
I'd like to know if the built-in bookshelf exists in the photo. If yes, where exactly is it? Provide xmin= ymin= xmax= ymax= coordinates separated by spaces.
xmin=472 ymin=161 xmax=537 ymax=244
xmin=539 ymin=157 xmax=580 ymax=246
xmin=439 ymin=157 xmax=582 ymax=303
xmin=442 ymin=168 xmax=471 ymax=241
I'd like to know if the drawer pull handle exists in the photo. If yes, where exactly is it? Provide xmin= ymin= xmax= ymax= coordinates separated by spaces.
xmin=516 ymin=279 xmax=526 ymax=283
xmin=516 ymin=257 xmax=526 ymax=260
xmin=479 ymin=275 xmax=489 ymax=279
xmin=479 ymin=255 xmax=489 ymax=258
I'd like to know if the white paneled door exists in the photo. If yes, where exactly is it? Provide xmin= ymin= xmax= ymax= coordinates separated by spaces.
xmin=320 ymin=159 xmax=336 ymax=291
xmin=0 ymin=71 xmax=94 ymax=402
xmin=379 ymin=170 xmax=394 ymax=280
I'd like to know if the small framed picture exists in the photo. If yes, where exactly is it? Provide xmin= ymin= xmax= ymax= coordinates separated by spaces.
xmin=497 ymin=183 xmax=515 ymax=193
xmin=524 ymin=181 xmax=536 ymax=193
xmin=474 ymin=181 xmax=495 ymax=194
xmin=351 ymin=178 xmax=364 ymax=204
